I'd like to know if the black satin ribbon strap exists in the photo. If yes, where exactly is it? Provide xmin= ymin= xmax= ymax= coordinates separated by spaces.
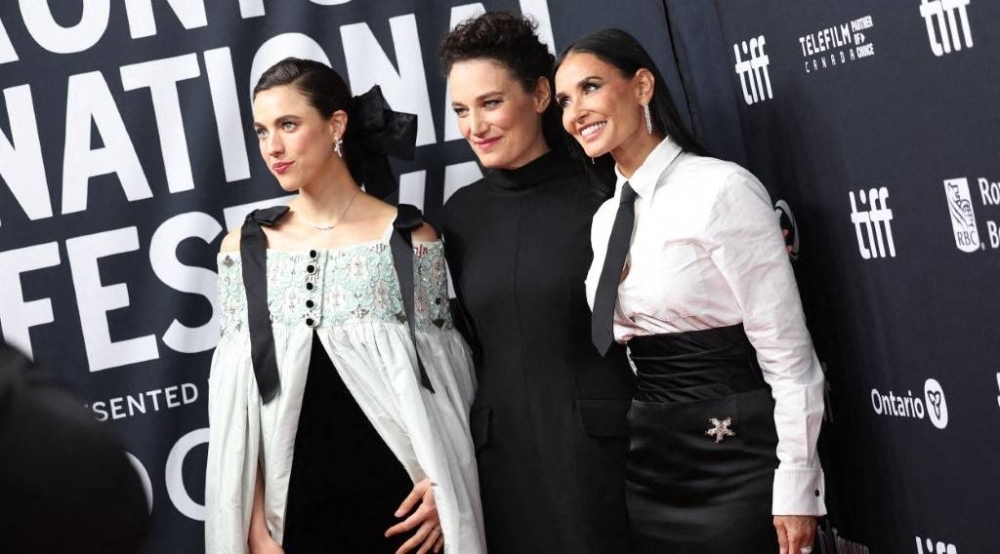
xmin=389 ymin=204 xmax=435 ymax=393
xmin=346 ymin=85 xmax=418 ymax=200
xmin=240 ymin=205 xmax=290 ymax=404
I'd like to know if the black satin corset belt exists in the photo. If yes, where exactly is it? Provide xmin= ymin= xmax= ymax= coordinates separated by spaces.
xmin=627 ymin=324 xmax=767 ymax=403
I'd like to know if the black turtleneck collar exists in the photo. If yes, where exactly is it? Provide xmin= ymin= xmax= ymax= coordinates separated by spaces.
xmin=488 ymin=149 xmax=573 ymax=192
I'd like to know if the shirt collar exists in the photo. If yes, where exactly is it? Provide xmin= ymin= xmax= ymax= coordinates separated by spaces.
xmin=613 ymin=136 xmax=682 ymax=199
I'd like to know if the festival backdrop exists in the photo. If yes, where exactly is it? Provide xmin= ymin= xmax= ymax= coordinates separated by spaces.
xmin=0 ymin=1 xmax=682 ymax=552
xmin=664 ymin=1 xmax=1000 ymax=553
xmin=0 ymin=1 xmax=996 ymax=553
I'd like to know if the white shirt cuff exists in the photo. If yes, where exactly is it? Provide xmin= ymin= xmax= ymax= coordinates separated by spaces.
xmin=772 ymin=467 xmax=827 ymax=516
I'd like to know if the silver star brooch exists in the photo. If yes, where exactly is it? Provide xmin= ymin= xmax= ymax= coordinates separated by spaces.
xmin=705 ymin=417 xmax=736 ymax=443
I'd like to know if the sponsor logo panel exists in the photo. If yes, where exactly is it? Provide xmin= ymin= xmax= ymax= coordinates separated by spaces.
xmin=920 ymin=0 xmax=974 ymax=57
xmin=734 ymin=35 xmax=773 ymax=105
xmin=870 ymin=378 xmax=949 ymax=430
xmin=798 ymin=14 xmax=876 ymax=74
xmin=849 ymin=187 xmax=896 ymax=260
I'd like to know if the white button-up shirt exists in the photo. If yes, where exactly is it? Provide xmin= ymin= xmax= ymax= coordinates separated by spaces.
xmin=586 ymin=137 xmax=826 ymax=516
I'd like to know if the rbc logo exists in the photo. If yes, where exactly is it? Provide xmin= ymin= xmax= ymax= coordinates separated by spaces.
xmin=919 ymin=0 xmax=974 ymax=57
xmin=734 ymin=36 xmax=773 ymax=105
xmin=849 ymin=187 xmax=896 ymax=259
xmin=916 ymin=536 xmax=957 ymax=554
xmin=943 ymin=178 xmax=980 ymax=252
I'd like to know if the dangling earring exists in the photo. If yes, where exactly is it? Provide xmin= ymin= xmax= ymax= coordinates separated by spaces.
xmin=642 ymin=104 xmax=653 ymax=135
xmin=334 ymin=136 xmax=344 ymax=158
xmin=590 ymin=157 xmax=595 ymax=165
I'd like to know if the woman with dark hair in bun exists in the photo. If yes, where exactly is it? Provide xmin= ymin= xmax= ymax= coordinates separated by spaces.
xmin=555 ymin=29 xmax=825 ymax=554
xmin=439 ymin=13 xmax=634 ymax=553
xmin=205 ymin=58 xmax=485 ymax=554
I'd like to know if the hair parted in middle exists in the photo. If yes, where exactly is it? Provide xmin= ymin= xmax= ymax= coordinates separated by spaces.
xmin=554 ymin=28 xmax=707 ymax=177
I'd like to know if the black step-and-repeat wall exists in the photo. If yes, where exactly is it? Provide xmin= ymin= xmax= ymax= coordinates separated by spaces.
xmin=664 ymin=1 xmax=1000 ymax=553
xmin=1 ymin=1 xmax=996 ymax=552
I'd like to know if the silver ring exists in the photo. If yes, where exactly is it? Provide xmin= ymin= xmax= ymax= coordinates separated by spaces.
xmin=800 ymin=548 xmax=814 ymax=554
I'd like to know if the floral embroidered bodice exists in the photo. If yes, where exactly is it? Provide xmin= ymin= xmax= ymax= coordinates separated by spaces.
xmin=217 ymin=240 xmax=453 ymax=337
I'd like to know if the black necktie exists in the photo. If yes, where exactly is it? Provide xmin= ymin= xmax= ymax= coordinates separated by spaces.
xmin=592 ymin=183 xmax=638 ymax=356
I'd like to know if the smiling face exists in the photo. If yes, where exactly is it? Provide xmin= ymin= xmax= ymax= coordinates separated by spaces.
xmin=555 ymin=52 xmax=653 ymax=160
xmin=448 ymin=58 xmax=550 ymax=170
xmin=252 ymin=84 xmax=343 ymax=192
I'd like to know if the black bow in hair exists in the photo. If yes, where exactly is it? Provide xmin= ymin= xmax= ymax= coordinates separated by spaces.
xmin=346 ymin=86 xmax=418 ymax=199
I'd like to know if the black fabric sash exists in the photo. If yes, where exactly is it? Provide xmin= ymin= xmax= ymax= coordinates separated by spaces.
xmin=239 ymin=204 xmax=434 ymax=405
xmin=240 ymin=205 xmax=289 ymax=404
xmin=627 ymin=324 xmax=766 ymax=403
xmin=390 ymin=204 xmax=435 ymax=393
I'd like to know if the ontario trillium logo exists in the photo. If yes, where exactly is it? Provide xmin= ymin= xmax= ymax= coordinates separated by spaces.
xmin=870 ymin=378 xmax=949 ymax=430
xmin=923 ymin=378 xmax=948 ymax=429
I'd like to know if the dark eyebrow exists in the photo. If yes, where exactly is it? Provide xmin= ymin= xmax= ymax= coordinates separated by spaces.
xmin=251 ymin=114 xmax=302 ymax=129
xmin=475 ymin=90 xmax=503 ymax=100
xmin=556 ymin=76 xmax=604 ymax=99
xmin=452 ymin=91 xmax=504 ymax=109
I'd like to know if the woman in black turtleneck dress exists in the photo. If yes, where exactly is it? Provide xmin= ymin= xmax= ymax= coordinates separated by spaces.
xmin=438 ymin=13 xmax=635 ymax=554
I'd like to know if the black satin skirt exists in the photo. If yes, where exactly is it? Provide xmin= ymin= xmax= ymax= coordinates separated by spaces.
xmin=626 ymin=325 xmax=779 ymax=553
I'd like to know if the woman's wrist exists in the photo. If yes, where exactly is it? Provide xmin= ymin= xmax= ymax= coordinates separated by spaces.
xmin=249 ymin=519 xmax=272 ymax=545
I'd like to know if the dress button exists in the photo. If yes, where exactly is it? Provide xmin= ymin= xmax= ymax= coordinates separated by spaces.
xmin=814 ymin=490 xmax=820 ymax=497
xmin=306 ymin=300 xmax=315 ymax=309
xmin=306 ymin=282 xmax=314 ymax=291
xmin=305 ymin=317 xmax=314 ymax=327
xmin=309 ymin=249 xmax=318 ymax=258
xmin=307 ymin=264 xmax=315 ymax=273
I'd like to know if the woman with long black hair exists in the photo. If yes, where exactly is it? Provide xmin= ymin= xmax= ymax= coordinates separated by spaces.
xmin=555 ymin=29 xmax=826 ymax=554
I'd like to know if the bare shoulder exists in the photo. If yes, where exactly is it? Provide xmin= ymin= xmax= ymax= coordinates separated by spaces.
xmin=219 ymin=228 xmax=241 ymax=253
xmin=411 ymin=221 xmax=438 ymax=242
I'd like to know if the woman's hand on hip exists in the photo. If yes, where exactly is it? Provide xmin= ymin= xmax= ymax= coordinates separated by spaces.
xmin=774 ymin=515 xmax=817 ymax=554
xmin=385 ymin=477 xmax=445 ymax=554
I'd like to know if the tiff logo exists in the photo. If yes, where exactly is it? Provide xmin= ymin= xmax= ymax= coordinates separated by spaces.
xmin=917 ymin=537 xmax=957 ymax=554
xmin=849 ymin=187 xmax=896 ymax=259
xmin=920 ymin=0 xmax=974 ymax=56
xmin=734 ymin=36 xmax=773 ymax=105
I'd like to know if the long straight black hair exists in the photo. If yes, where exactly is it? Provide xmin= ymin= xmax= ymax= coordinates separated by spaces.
xmin=555 ymin=29 xmax=707 ymax=190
